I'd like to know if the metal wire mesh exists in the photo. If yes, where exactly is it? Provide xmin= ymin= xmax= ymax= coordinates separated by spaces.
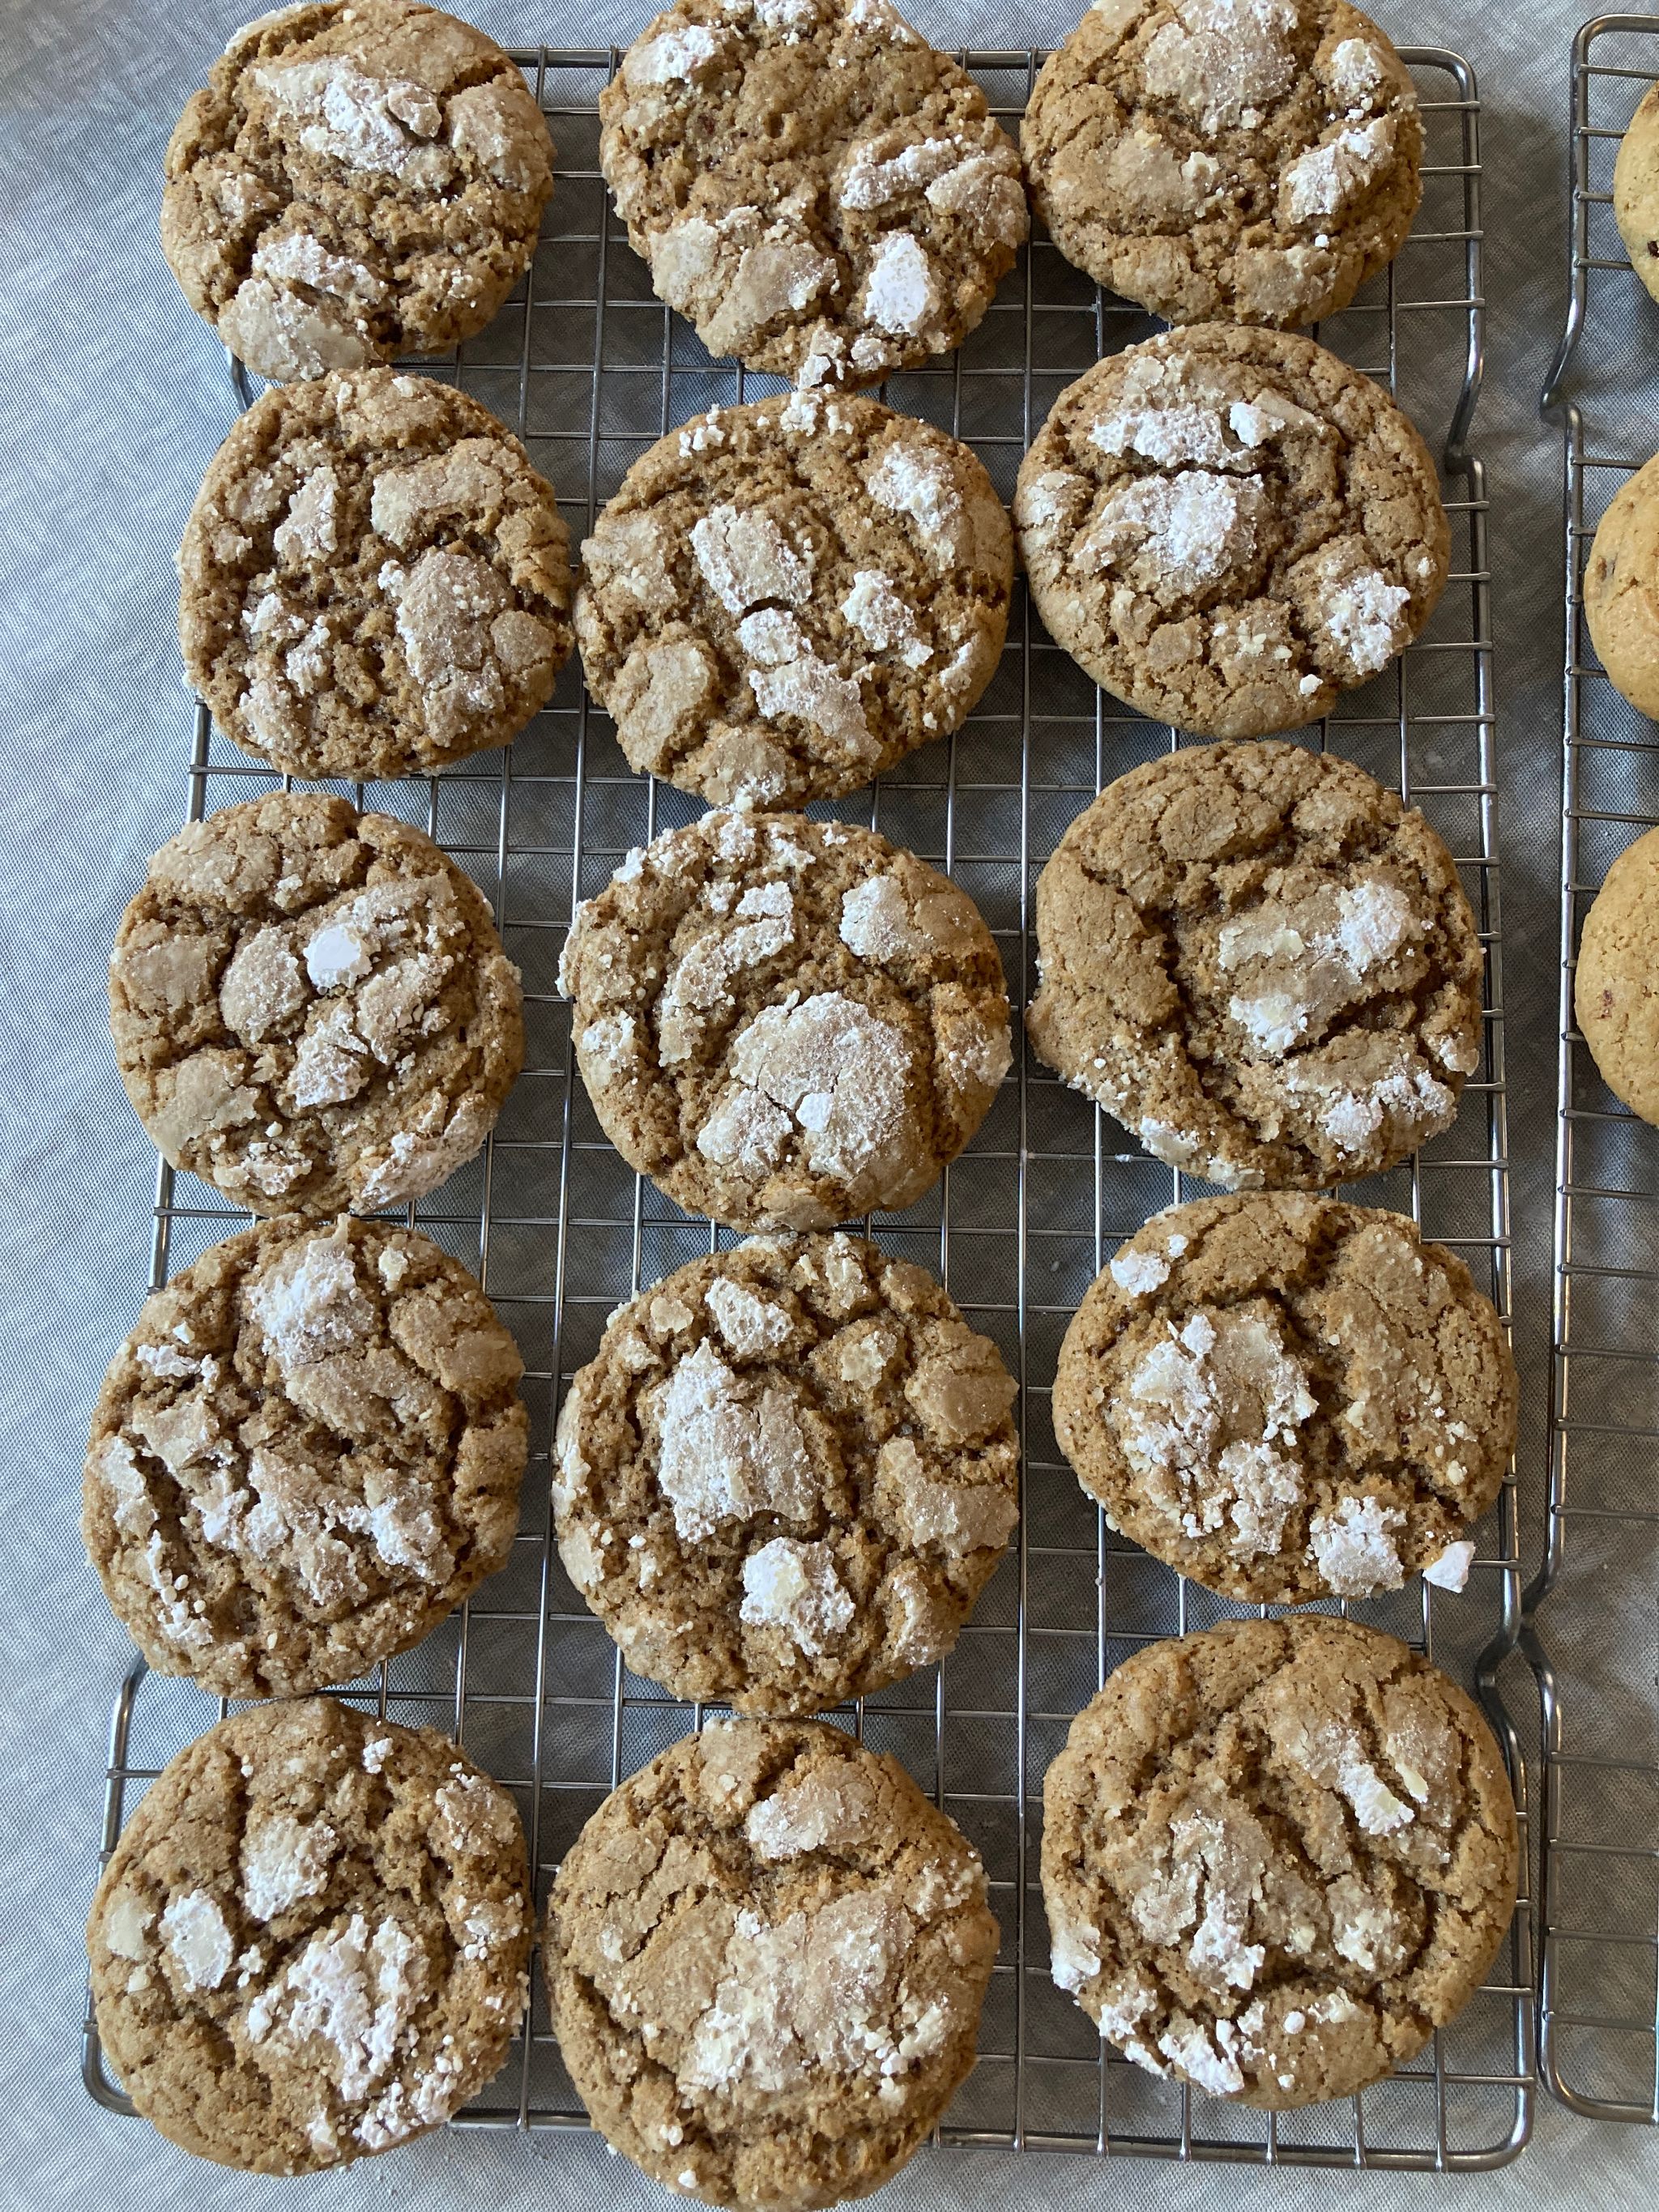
xmin=1533 ymin=10 xmax=1659 ymax=2134
xmin=79 ymin=45 xmax=1533 ymax=2170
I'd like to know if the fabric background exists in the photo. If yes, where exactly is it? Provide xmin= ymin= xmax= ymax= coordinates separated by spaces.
xmin=0 ymin=0 xmax=1654 ymax=2204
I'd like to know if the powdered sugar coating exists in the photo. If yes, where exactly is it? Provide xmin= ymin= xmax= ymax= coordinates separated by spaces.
xmin=552 ymin=1233 xmax=1017 ymax=1713
xmin=1041 ymin=1617 xmax=1519 ymax=2108
xmin=545 ymin=1721 xmax=996 ymax=2202
xmin=559 ymin=809 xmax=1010 ymax=1231
xmin=87 ymin=1699 xmax=531 ymax=2173
xmin=83 ymin=1213 xmax=528 ymax=1700
xmin=601 ymin=0 xmax=1025 ymax=388
xmin=1014 ymin=327 xmax=1448 ymax=738
xmin=1053 ymin=1193 xmax=1516 ymax=1606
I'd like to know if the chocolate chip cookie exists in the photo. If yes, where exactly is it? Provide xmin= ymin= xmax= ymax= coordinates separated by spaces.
xmin=1582 ymin=451 xmax=1659 ymax=722
xmin=1614 ymin=82 xmax=1659 ymax=307
xmin=83 ymin=1214 xmax=529 ymax=1698
xmin=558 ymin=809 xmax=1012 ymax=1230
xmin=1013 ymin=325 xmax=1448 ymax=738
xmin=554 ymin=1234 xmax=1017 ymax=1712
xmin=163 ymin=2 xmax=553 ymax=381
xmin=545 ymin=1719 xmax=997 ymax=2208
xmin=110 ymin=793 xmax=524 ymax=1217
xmin=1575 ymin=823 xmax=1659 ymax=1123
xmin=87 ymin=1698 xmax=532 ymax=2171
xmin=599 ymin=0 xmax=1026 ymax=389
xmin=1041 ymin=1616 xmax=1519 ymax=2107
xmin=576 ymin=392 xmax=1011 ymax=806
xmin=1052 ymin=1194 xmax=1516 ymax=1604
xmin=180 ymin=368 xmax=574 ymax=779
xmin=1026 ymin=743 xmax=1483 ymax=1189
xmin=1024 ymin=2 xmax=1422 ymax=329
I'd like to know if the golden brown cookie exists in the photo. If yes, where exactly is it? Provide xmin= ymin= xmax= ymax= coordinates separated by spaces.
xmin=1614 ymin=82 xmax=1659 ymax=307
xmin=162 ymin=2 xmax=553 ymax=380
xmin=554 ymin=1234 xmax=1017 ymax=1712
xmin=1575 ymin=822 xmax=1659 ymax=1122
xmin=1026 ymin=743 xmax=1484 ymax=1189
xmin=1040 ymin=1616 xmax=1519 ymax=2108
xmin=180 ymin=369 xmax=574 ymax=779
xmin=599 ymin=0 xmax=1026 ymax=389
xmin=110 ymin=793 xmax=524 ymax=1217
xmin=575 ymin=392 xmax=1011 ymax=807
xmin=558 ymin=809 xmax=1012 ymax=1230
xmin=1052 ymin=1194 xmax=1516 ymax=1604
xmin=544 ymin=1720 xmax=997 ymax=2209
xmin=87 ymin=1699 xmax=532 ymax=2172
xmin=1013 ymin=326 xmax=1448 ymax=737
xmin=83 ymin=1215 xmax=529 ymax=1698
xmin=1583 ymin=451 xmax=1659 ymax=721
xmin=1023 ymin=1 xmax=1422 ymax=329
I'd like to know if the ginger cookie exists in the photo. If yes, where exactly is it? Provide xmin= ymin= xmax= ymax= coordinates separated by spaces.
xmin=558 ymin=809 xmax=1012 ymax=1230
xmin=1582 ymin=452 xmax=1659 ymax=722
xmin=1614 ymin=83 xmax=1659 ymax=307
xmin=110 ymin=793 xmax=523 ymax=1217
xmin=87 ymin=1698 xmax=532 ymax=2172
xmin=1052 ymin=1194 xmax=1516 ymax=1605
xmin=1575 ymin=823 xmax=1659 ymax=1123
xmin=544 ymin=1719 xmax=997 ymax=2209
xmin=1026 ymin=743 xmax=1483 ymax=1189
xmin=1041 ymin=1615 xmax=1518 ymax=2108
xmin=576 ymin=392 xmax=1011 ymax=807
xmin=554 ymin=1234 xmax=1017 ymax=1713
xmin=1023 ymin=2 xmax=1422 ymax=330
xmin=1014 ymin=326 xmax=1448 ymax=739
xmin=180 ymin=368 xmax=574 ymax=780
xmin=83 ymin=1215 xmax=529 ymax=1699
xmin=599 ymin=0 xmax=1027 ymax=390
xmin=162 ymin=2 xmax=553 ymax=381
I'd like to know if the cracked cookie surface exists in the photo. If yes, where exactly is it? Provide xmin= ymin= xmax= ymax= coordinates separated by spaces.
xmin=554 ymin=1234 xmax=1017 ymax=1713
xmin=545 ymin=1719 xmax=997 ymax=2209
xmin=181 ymin=368 xmax=574 ymax=779
xmin=1013 ymin=325 xmax=1448 ymax=738
xmin=599 ymin=0 xmax=1026 ymax=390
xmin=83 ymin=1215 xmax=529 ymax=1698
xmin=162 ymin=2 xmax=553 ymax=381
xmin=558 ymin=809 xmax=1012 ymax=1230
xmin=1040 ymin=1615 xmax=1518 ymax=2108
xmin=1026 ymin=743 xmax=1482 ymax=1189
xmin=1023 ymin=1 xmax=1422 ymax=330
xmin=87 ymin=1698 xmax=532 ymax=2172
xmin=1052 ymin=1194 xmax=1516 ymax=1605
xmin=576 ymin=392 xmax=1011 ymax=807
xmin=1574 ymin=823 xmax=1659 ymax=1124
xmin=111 ymin=793 xmax=524 ymax=1217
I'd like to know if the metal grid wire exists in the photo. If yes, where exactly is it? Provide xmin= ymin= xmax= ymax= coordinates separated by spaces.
xmin=1533 ymin=11 xmax=1659 ymax=2133
xmin=79 ymin=46 xmax=1534 ymax=2171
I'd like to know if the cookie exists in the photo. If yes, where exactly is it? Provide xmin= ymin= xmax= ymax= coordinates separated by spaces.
xmin=1014 ymin=326 xmax=1448 ymax=738
xmin=1026 ymin=742 xmax=1483 ymax=1189
xmin=83 ymin=1214 xmax=529 ymax=1699
xmin=1583 ymin=452 xmax=1659 ymax=721
xmin=110 ymin=793 xmax=524 ymax=1217
xmin=554 ymin=1234 xmax=1017 ymax=1713
xmin=1040 ymin=1615 xmax=1518 ymax=2108
xmin=1575 ymin=823 xmax=1659 ymax=1123
xmin=544 ymin=1719 xmax=997 ymax=2209
xmin=87 ymin=1698 xmax=532 ymax=2171
xmin=1614 ymin=83 xmax=1659 ymax=306
xmin=599 ymin=0 xmax=1026 ymax=390
xmin=180 ymin=368 xmax=575 ymax=780
xmin=576 ymin=392 xmax=1011 ymax=807
xmin=558 ymin=809 xmax=1012 ymax=1230
xmin=1023 ymin=1 xmax=1422 ymax=330
xmin=1052 ymin=1194 xmax=1515 ymax=1605
xmin=162 ymin=2 xmax=553 ymax=381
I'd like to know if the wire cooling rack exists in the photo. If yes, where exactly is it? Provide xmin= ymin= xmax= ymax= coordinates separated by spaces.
xmin=80 ymin=46 xmax=1534 ymax=2172
xmin=1534 ymin=12 xmax=1659 ymax=2134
